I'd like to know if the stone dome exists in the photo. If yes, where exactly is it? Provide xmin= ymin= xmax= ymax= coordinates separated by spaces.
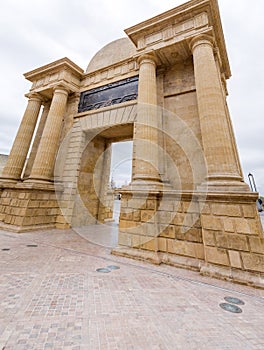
xmin=86 ymin=37 xmax=137 ymax=73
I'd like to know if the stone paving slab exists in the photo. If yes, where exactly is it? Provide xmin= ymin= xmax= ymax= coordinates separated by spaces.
xmin=0 ymin=227 xmax=264 ymax=349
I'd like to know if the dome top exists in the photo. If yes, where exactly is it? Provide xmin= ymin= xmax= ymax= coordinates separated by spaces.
xmin=86 ymin=37 xmax=137 ymax=73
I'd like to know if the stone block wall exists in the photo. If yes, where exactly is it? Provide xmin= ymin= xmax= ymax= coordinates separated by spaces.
xmin=118 ymin=192 xmax=160 ymax=253
xmin=114 ymin=189 xmax=264 ymax=286
xmin=200 ymin=194 xmax=264 ymax=284
xmin=98 ymin=189 xmax=114 ymax=222
xmin=116 ymin=191 xmax=205 ymax=266
xmin=0 ymin=183 xmax=60 ymax=232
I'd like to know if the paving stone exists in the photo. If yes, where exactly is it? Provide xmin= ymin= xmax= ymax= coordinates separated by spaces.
xmin=0 ymin=228 xmax=264 ymax=349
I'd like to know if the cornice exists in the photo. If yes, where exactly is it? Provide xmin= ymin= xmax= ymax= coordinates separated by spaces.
xmin=209 ymin=0 xmax=231 ymax=78
xmin=125 ymin=0 xmax=231 ymax=79
xmin=24 ymin=57 xmax=84 ymax=82
xmin=125 ymin=0 xmax=209 ymax=38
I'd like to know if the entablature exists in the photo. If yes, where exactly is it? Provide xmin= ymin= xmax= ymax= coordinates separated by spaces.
xmin=24 ymin=57 xmax=84 ymax=99
xmin=125 ymin=0 xmax=231 ymax=79
xmin=80 ymin=58 xmax=139 ymax=92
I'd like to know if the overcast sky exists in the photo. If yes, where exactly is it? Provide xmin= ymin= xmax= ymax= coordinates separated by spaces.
xmin=0 ymin=0 xmax=263 ymax=194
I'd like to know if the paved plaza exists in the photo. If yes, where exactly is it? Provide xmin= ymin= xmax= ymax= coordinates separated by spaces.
xmin=0 ymin=217 xmax=264 ymax=350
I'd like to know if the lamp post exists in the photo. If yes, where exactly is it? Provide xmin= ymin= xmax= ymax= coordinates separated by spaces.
xmin=248 ymin=173 xmax=257 ymax=192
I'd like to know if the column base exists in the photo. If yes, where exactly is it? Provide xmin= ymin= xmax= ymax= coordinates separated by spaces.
xmin=24 ymin=177 xmax=53 ymax=184
xmin=200 ymin=263 xmax=264 ymax=289
xmin=112 ymin=246 xmax=162 ymax=265
xmin=198 ymin=174 xmax=250 ymax=192
xmin=129 ymin=177 xmax=172 ymax=191
xmin=0 ymin=175 xmax=20 ymax=183
xmin=0 ymin=221 xmax=55 ymax=233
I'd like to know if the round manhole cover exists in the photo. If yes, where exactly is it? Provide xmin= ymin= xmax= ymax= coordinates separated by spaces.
xmin=219 ymin=303 xmax=242 ymax=313
xmin=26 ymin=244 xmax=38 ymax=247
xmin=2 ymin=248 xmax=10 ymax=251
xmin=96 ymin=268 xmax=111 ymax=273
xmin=107 ymin=265 xmax=120 ymax=270
xmin=224 ymin=297 xmax=245 ymax=305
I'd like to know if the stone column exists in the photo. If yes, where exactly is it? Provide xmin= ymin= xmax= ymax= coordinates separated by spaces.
xmin=1 ymin=93 xmax=42 ymax=181
xmin=23 ymin=100 xmax=51 ymax=179
xmin=190 ymin=34 xmax=243 ymax=187
xmin=28 ymin=85 xmax=69 ymax=182
xmin=133 ymin=53 xmax=161 ymax=184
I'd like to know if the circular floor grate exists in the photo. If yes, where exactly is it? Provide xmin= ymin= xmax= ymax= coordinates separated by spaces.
xmin=96 ymin=268 xmax=111 ymax=273
xmin=219 ymin=303 xmax=242 ymax=313
xmin=224 ymin=297 xmax=245 ymax=305
xmin=107 ymin=265 xmax=120 ymax=270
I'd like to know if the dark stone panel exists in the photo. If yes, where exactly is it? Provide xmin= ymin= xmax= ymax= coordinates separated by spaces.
xmin=78 ymin=76 xmax=139 ymax=113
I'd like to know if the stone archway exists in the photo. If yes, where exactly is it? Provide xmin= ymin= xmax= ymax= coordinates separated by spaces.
xmin=54 ymin=103 xmax=137 ymax=228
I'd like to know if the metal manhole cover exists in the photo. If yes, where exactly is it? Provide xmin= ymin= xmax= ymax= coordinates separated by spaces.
xmin=224 ymin=297 xmax=245 ymax=305
xmin=107 ymin=265 xmax=120 ymax=270
xmin=26 ymin=244 xmax=38 ymax=247
xmin=219 ymin=303 xmax=242 ymax=313
xmin=96 ymin=268 xmax=111 ymax=273
xmin=2 ymin=248 xmax=10 ymax=251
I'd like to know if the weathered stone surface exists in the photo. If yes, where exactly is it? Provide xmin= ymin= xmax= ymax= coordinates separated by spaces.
xmin=228 ymin=250 xmax=242 ymax=269
xmin=203 ymin=229 xmax=216 ymax=246
xmin=249 ymin=237 xmax=264 ymax=254
xmin=211 ymin=203 xmax=241 ymax=217
xmin=215 ymin=233 xmax=249 ymax=251
xmin=241 ymin=253 xmax=264 ymax=273
xmin=201 ymin=215 xmax=222 ymax=231
xmin=159 ymin=225 xmax=175 ymax=239
xmin=223 ymin=218 xmax=235 ymax=233
xmin=205 ymin=247 xmax=229 ymax=266
xmin=242 ymin=204 xmax=258 ymax=218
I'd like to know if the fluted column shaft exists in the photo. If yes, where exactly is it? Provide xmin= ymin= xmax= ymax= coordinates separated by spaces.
xmin=133 ymin=54 xmax=161 ymax=183
xmin=28 ymin=86 xmax=68 ymax=182
xmin=190 ymin=35 xmax=241 ymax=182
xmin=23 ymin=101 xmax=51 ymax=179
xmin=1 ymin=93 xmax=42 ymax=181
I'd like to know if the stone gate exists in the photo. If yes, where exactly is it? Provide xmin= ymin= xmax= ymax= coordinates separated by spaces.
xmin=1 ymin=0 xmax=264 ymax=287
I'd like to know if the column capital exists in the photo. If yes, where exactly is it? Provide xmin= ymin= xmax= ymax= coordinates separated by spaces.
xmin=25 ymin=92 xmax=43 ymax=102
xmin=69 ymin=91 xmax=81 ymax=103
xmin=189 ymin=34 xmax=215 ymax=53
xmin=52 ymin=84 xmax=70 ymax=96
xmin=137 ymin=53 xmax=157 ymax=67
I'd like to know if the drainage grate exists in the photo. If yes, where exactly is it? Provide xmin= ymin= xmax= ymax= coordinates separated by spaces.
xmin=26 ymin=244 xmax=38 ymax=247
xmin=219 ymin=303 xmax=242 ymax=313
xmin=96 ymin=268 xmax=111 ymax=273
xmin=224 ymin=297 xmax=245 ymax=305
xmin=2 ymin=248 xmax=10 ymax=251
xmin=107 ymin=265 xmax=120 ymax=270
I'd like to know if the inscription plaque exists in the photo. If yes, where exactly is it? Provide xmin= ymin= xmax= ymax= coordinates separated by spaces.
xmin=78 ymin=76 xmax=138 ymax=113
